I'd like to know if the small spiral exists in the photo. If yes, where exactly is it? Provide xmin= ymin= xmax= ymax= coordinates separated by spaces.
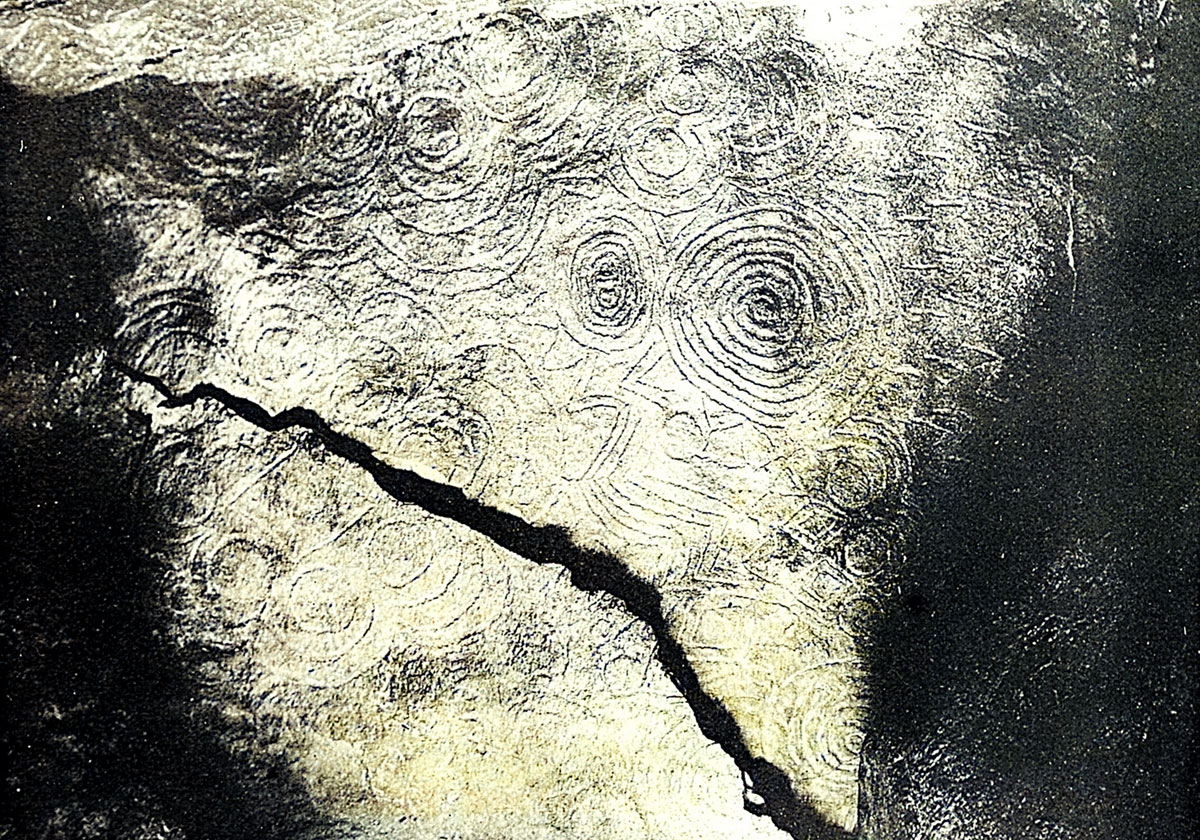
xmin=386 ymin=86 xmax=506 ymax=212
xmin=378 ymin=391 xmax=493 ymax=490
xmin=726 ymin=42 xmax=832 ymax=181
xmin=223 ymin=271 xmax=345 ymax=398
xmin=116 ymin=283 xmax=216 ymax=386
xmin=765 ymin=663 xmax=866 ymax=826
xmin=200 ymin=536 xmax=281 ymax=626
xmin=373 ymin=59 xmax=544 ymax=292
xmin=821 ymin=419 xmax=912 ymax=511
xmin=554 ymin=203 xmax=662 ymax=350
xmin=282 ymin=564 xmax=374 ymax=660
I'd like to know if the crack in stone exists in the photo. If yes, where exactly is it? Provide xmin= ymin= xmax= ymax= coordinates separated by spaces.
xmin=114 ymin=360 xmax=852 ymax=840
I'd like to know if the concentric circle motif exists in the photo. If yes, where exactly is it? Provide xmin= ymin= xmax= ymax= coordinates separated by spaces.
xmin=458 ymin=11 xmax=564 ymax=125
xmin=838 ymin=525 xmax=897 ymax=580
xmin=284 ymin=565 xmax=374 ymax=660
xmin=820 ymin=419 xmax=912 ymax=511
xmin=267 ymin=558 xmax=390 ymax=688
xmin=362 ymin=517 xmax=510 ymax=653
xmin=726 ymin=44 xmax=831 ymax=176
xmin=386 ymin=85 xmax=508 ymax=214
xmin=647 ymin=52 xmax=749 ymax=133
xmin=373 ymin=63 xmax=544 ymax=292
xmin=557 ymin=208 xmax=661 ymax=351
xmin=651 ymin=3 xmax=740 ymax=54
xmin=377 ymin=391 xmax=493 ymax=491
xmin=664 ymin=205 xmax=890 ymax=425
xmin=303 ymin=79 xmax=385 ymax=186
xmin=201 ymin=536 xmax=282 ymax=626
xmin=615 ymin=116 xmax=722 ymax=215
xmin=116 ymin=283 xmax=217 ymax=386
xmin=330 ymin=289 xmax=444 ymax=428
xmin=764 ymin=663 xmax=866 ymax=822
xmin=427 ymin=343 xmax=562 ymax=511
xmin=223 ymin=273 xmax=341 ymax=398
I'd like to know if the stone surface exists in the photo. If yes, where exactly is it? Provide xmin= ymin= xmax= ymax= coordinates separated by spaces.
xmin=3 ymin=2 xmax=1197 ymax=839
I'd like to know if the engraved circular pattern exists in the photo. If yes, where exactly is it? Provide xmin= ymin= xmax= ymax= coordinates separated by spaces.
xmin=282 ymin=564 xmax=375 ymax=662
xmin=265 ymin=557 xmax=394 ymax=688
xmin=765 ymin=664 xmax=867 ymax=809
xmin=727 ymin=44 xmax=831 ymax=172
xmin=304 ymin=79 xmax=385 ymax=186
xmin=389 ymin=88 xmax=504 ymax=205
xmin=615 ymin=116 xmax=722 ymax=215
xmin=460 ymin=11 xmax=561 ymax=124
xmin=651 ymin=3 xmax=739 ymax=54
xmin=821 ymin=420 xmax=912 ymax=511
xmin=116 ymin=284 xmax=216 ymax=385
xmin=665 ymin=205 xmax=889 ymax=424
xmin=202 ymin=536 xmax=281 ymax=626
xmin=561 ymin=211 xmax=660 ymax=351
xmin=363 ymin=517 xmax=511 ymax=652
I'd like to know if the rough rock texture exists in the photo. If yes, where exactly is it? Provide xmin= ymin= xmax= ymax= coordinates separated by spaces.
xmin=2 ymin=2 xmax=1196 ymax=839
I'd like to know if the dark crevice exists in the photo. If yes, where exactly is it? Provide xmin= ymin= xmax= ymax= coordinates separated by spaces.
xmin=113 ymin=360 xmax=851 ymax=840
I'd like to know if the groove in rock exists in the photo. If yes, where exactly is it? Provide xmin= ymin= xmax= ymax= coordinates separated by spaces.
xmin=114 ymin=360 xmax=851 ymax=840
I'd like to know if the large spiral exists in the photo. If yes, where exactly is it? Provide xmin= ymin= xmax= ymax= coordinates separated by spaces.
xmin=664 ymin=205 xmax=889 ymax=425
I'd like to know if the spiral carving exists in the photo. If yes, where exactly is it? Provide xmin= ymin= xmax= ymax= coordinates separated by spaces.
xmin=201 ymin=536 xmax=281 ymax=626
xmin=726 ymin=44 xmax=832 ymax=180
xmin=116 ymin=283 xmax=216 ymax=385
xmin=665 ymin=205 xmax=889 ymax=425
xmin=614 ymin=116 xmax=722 ymax=215
xmin=559 ymin=207 xmax=661 ymax=351
xmin=380 ymin=391 xmax=493 ymax=490
xmin=303 ymin=79 xmax=385 ymax=187
xmin=223 ymin=271 xmax=345 ymax=397
xmin=373 ymin=61 xmax=545 ymax=292
xmin=765 ymin=663 xmax=866 ymax=826
xmin=364 ymin=517 xmax=510 ymax=652
xmin=821 ymin=419 xmax=912 ymax=512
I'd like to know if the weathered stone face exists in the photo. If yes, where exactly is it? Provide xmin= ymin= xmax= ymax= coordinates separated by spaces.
xmin=10 ymin=2 xmax=1193 ymax=839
